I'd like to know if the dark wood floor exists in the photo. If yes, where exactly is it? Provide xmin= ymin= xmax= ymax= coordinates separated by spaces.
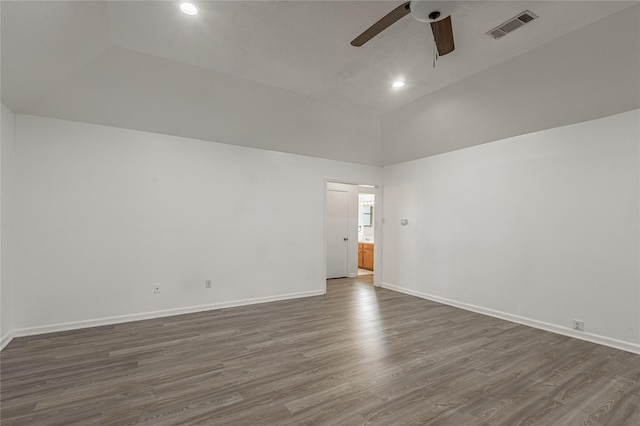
xmin=1 ymin=276 xmax=639 ymax=425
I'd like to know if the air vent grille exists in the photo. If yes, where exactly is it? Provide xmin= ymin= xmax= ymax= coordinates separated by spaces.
xmin=486 ymin=10 xmax=538 ymax=39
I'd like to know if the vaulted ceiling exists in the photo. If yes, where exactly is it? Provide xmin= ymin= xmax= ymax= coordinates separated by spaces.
xmin=2 ymin=1 xmax=639 ymax=165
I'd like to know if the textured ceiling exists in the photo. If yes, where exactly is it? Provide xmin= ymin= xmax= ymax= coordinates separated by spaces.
xmin=1 ymin=1 xmax=638 ymax=165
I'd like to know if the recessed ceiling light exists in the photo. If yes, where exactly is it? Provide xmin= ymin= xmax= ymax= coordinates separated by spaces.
xmin=180 ymin=2 xmax=198 ymax=15
xmin=392 ymin=81 xmax=405 ymax=88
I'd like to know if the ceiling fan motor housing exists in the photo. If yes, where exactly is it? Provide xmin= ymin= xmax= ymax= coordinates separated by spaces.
xmin=410 ymin=1 xmax=456 ymax=22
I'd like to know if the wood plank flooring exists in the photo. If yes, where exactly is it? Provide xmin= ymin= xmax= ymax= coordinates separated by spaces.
xmin=1 ymin=276 xmax=639 ymax=425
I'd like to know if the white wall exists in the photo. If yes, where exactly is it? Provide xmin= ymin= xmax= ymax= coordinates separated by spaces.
xmin=6 ymin=110 xmax=638 ymax=354
xmin=382 ymin=109 xmax=640 ymax=353
xmin=1 ymin=104 xmax=16 ymax=348
xmin=10 ymin=115 xmax=381 ymax=334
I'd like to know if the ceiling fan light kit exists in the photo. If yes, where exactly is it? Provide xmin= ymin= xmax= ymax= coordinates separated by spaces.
xmin=179 ymin=2 xmax=198 ymax=16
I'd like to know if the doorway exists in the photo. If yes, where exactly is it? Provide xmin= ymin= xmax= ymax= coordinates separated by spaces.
xmin=357 ymin=192 xmax=375 ymax=277
xmin=325 ymin=181 xmax=379 ymax=284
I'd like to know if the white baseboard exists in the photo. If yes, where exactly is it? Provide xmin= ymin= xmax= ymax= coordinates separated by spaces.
xmin=381 ymin=282 xmax=640 ymax=355
xmin=3 ymin=290 xmax=324 ymax=347
xmin=1 ymin=330 xmax=15 ymax=351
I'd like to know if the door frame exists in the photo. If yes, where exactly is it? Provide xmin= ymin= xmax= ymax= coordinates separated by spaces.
xmin=324 ymin=179 xmax=382 ymax=294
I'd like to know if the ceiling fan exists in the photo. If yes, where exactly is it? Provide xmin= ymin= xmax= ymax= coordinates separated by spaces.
xmin=351 ymin=1 xmax=456 ymax=56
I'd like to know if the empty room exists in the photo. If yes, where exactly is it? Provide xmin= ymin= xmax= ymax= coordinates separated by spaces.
xmin=1 ymin=1 xmax=639 ymax=425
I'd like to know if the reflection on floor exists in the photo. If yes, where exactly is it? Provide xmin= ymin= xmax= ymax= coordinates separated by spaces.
xmin=358 ymin=268 xmax=373 ymax=276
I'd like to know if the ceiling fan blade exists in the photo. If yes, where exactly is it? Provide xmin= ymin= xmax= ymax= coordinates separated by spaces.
xmin=351 ymin=1 xmax=411 ymax=47
xmin=430 ymin=15 xmax=455 ymax=56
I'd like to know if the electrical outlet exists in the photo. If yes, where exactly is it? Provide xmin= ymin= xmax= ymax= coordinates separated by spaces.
xmin=572 ymin=319 xmax=584 ymax=331
xmin=153 ymin=284 xmax=161 ymax=294
xmin=205 ymin=280 xmax=212 ymax=289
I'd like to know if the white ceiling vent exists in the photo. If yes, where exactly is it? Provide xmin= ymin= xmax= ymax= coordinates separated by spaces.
xmin=486 ymin=11 xmax=538 ymax=39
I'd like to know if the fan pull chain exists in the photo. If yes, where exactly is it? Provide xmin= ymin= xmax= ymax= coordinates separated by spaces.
xmin=432 ymin=21 xmax=439 ymax=68
xmin=433 ymin=42 xmax=439 ymax=68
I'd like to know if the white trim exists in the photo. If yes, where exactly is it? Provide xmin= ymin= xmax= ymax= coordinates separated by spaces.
xmin=4 ymin=290 xmax=324 ymax=344
xmin=372 ymin=185 xmax=382 ymax=287
xmin=1 ymin=330 xmax=15 ymax=351
xmin=381 ymin=282 xmax=640 ymax=355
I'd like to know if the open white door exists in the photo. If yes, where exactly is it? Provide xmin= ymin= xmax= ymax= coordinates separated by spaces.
xmin=326 ymin=189 xmax=349 ymax=279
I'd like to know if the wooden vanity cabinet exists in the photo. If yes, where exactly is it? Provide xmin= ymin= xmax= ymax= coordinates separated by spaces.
xmin=358 ymin=243 xmax=374 ymax=270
